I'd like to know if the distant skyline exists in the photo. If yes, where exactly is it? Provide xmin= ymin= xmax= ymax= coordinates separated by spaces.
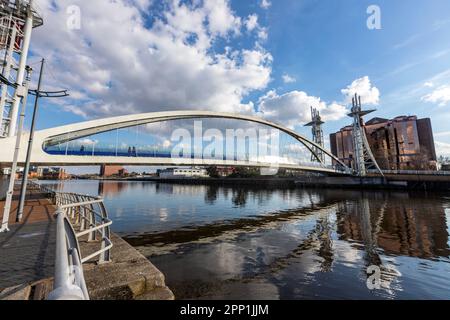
xmin=23 ymin=0 xmax=450 ymax=174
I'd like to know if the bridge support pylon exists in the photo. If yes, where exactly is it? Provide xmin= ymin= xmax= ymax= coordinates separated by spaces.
xmin=347 ymin=93 xmax=383 ymax=177
xmin=304 ymin=106 xmax=325 ymax=163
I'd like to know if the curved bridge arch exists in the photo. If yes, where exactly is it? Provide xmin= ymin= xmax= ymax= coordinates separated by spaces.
xmin=0 ymin=110 xmax=351 ymax=174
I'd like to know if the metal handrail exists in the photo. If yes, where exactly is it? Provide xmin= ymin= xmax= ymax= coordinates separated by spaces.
xmin=28 ymin=181 xmax=112 ymax=300
xmin=52 ymin=191 xmax=112 ymax=264
xmin=47 ymin=208 xmax=89 ymax=300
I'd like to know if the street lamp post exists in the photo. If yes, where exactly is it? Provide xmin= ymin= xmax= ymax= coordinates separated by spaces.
xmin=16 ymin=58 xmax=69 ymax=222
xmin=16 ymin=58 xmax=44 ymax=221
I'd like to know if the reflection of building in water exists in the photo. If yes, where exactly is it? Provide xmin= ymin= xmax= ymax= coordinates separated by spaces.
xmin=98 ymin=181 xmax=128 ymax=197
xmin=155 ymin=183 xmax=208 ymax=196
xmin=336 ymin=196 xmax=450 ymax=259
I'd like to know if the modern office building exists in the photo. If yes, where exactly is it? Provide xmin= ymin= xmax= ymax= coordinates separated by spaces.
xmin=330 ymin=116 xmax=437 ymax=170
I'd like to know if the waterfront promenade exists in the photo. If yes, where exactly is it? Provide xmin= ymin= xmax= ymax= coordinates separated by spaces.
xmin=0 ymin=185 xmax=174 ymax=300
xmin=0 ymin=188 xmax=56 ymax=299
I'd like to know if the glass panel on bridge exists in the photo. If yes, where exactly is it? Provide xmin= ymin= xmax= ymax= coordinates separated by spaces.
xmin=42 ymin=118 xmax=333 ymax=168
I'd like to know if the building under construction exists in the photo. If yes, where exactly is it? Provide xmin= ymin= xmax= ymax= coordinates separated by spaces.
xmin=330 ymin=115 xmax=437 ymax=171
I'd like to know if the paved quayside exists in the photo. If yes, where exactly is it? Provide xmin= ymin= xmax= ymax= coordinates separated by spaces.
xmin=0 ymin=185 xmax=173 ymax=300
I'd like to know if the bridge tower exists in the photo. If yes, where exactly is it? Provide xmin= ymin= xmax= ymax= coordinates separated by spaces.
xmin=304 ymin=106 xmax=325 ymax=163
xmin=0 ymin=0 xmax=43 ymax=137
xmin=348 ymin=93 xmax=383 ymax=176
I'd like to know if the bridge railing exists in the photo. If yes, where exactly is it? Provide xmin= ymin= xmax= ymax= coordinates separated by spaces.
xmin=29 ymin=181 xmax=113 ymax=300
xmin=47 ymin=206 xmax=89 ymax=300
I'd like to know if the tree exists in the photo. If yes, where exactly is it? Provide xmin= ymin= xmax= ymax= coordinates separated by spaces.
xmin=229 ymin=167 xmax=259 ymax=178
xmin=206 ymin=166 xmax=219 ymax=178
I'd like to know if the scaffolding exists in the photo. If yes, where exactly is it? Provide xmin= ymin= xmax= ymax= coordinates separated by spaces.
xmin=304 ymin=106 xmax=325 ymax=163
xmin=0 ymin=0 xmax=42 ymax=137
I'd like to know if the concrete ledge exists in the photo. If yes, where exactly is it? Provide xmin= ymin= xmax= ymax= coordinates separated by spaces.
xmin=82 ymin=233 xmax=174 ymax=300
xmin=0 ymin=284 xmax=31 ymax=300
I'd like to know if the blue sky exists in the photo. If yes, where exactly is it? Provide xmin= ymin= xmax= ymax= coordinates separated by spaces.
xmin=26 ymin=0 xmax=450 ymax=169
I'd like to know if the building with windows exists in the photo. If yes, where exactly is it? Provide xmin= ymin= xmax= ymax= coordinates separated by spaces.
xmin=330 ymin=116 xmax=437 ymax=170
xmin=158 ymin=167 xmax=209 ymax=179
xmin=37 ymin=167 xmax=70 ymax=180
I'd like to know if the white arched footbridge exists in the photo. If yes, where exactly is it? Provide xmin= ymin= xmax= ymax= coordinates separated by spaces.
xmin=0 ymin=110 xmax=352 ymax=175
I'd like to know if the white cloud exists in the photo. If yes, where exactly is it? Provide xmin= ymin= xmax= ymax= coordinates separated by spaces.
xmin=435 ymin=131 xmax=450 ymax=137
xmin=282 ymin=73 xmax=296 ymax=84
xmin=162 ymin=139 xmax=172 ymax=148
xmin=32 ymin=0 xmax=272 ymax=119
xmin=203 ymin=0 xmax=242 ymax=36
xmin=257 ymin=90 xmax=348 ymax=128
xmin=133 ymin=0 xmax=152 ymax=11
xmin=260 ymin=0 xmax=271 ymax=9
xmin=244 ymin=13 xmax=268 ymax=40
xmin=244 ymin=14 xmax=258 ymax=31
xmin=421 ymin=84 xmax=450 ymax=106
xmin=435 ymin=141 xmax=450 ymax=157
xmin=257 ymin=27 xmax=268 ymax=41
xmin=424 ymin=82 xmax=434 ymax=88
xmin=341 ymin=76 xmax=380 ymax=105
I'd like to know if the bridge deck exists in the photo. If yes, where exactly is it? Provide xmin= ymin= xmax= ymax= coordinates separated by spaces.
xmin=0 ymin=188 xmax=56 ymax=297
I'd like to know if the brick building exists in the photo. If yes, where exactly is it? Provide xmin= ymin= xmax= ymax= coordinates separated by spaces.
xmin=330 ymin=116 xmax=437 ymax=170
xmin=100 ymin=165 xmax=128 ymax=177
xmin=37 ymin=167 xmax=70 ymax=180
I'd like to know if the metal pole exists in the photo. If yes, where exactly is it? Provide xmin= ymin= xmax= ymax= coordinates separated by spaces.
xmin=0 ymin=66 xmax=32 ymax=232
xmin=7 ymin=0 xmax=34 ymax=137
xmin=17 ymin=58 xmax=44 ymax=222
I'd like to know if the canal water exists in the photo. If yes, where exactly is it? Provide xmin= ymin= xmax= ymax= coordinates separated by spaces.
xmin=41 ymin=180 xmax=450 ymax=299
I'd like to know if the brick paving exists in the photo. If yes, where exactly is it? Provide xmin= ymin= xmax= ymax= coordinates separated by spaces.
xmin=0 ymin=188 xmax=56 ymax=291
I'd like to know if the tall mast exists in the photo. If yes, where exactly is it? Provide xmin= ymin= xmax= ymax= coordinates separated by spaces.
xmin=347 ymin=93 xmax=383 ymax=176
xmin=304 ymin=106 xmax=325 ymax=163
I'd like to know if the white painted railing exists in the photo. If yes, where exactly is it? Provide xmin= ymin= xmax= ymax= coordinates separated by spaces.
xmin=29 ymin=181 xmax=112 ymax=300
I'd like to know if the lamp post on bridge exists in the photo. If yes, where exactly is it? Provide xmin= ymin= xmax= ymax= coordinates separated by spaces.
xmin=0 ymin=58 xmax=69 ymax=231
xmin=17 ymin=58 xmax=69 ymax=222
